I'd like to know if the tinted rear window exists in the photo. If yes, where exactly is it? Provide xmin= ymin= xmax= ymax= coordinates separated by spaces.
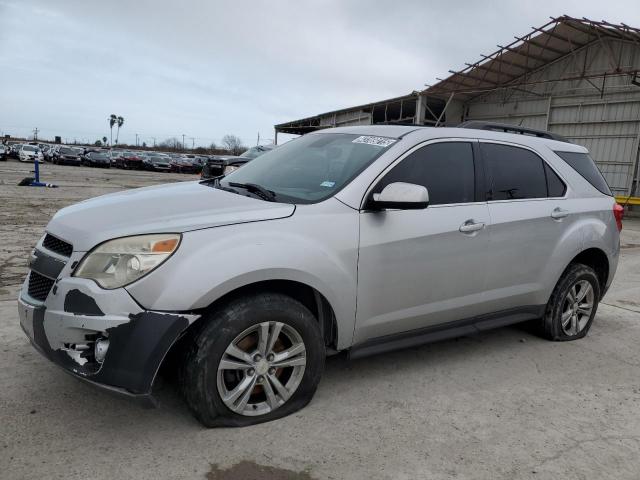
xmin=481 ymin=143 xmax=547 ymax=200
xmin=554 ymin=151 xmax=612 ymax=196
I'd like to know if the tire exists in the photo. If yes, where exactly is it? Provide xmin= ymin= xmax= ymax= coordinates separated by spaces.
xmin=542 ymin=263 xmax=601 ymax=341
xmin=180 ymin=293 xmax=325 ymax=427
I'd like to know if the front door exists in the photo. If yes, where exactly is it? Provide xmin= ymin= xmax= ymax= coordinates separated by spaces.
xmin=354 ymin=140 xmax=491 ymax=344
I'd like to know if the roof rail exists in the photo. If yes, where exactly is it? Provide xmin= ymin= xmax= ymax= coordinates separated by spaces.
xmin=457 ymin=121 xmax=572 ymax=143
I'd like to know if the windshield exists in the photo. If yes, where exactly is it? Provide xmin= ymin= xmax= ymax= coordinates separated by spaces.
xmin=91 ymin=153 xmax=108 ymax=159
xmin=220 ymin=133 xmax=395 ymax=204
xmin=23 ymin=146 xmax=37 ymax=152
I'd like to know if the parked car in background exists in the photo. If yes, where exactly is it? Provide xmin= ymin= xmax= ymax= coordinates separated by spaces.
xmin=41 ymin=145 xmax=51 ymax=161
xmin=0 ymin=144 xmax=7 ymax=161
xmin=143 ymin=153 xmax=172 ymax=171
xmin=201 ymin=144 xmax=275 ymax=179
xmin=44 ymin=145 xmax=60 ymax=162
xmin=53 ymin=146 xmax=83 ymax=166
xmin=82 ymin=151 xmax=111 ymax=168
xmin=109 ymin=150 xmax=124 ymax=166
xmin=18 ymin=144 xmax=44 ymax=163
xmin=170 ymin=154 xmax=204 ymax=174
xmin=113 ymin=150 xmax=143 ymax=169
xmin=9 ymin=143 xmax=22 ymax=159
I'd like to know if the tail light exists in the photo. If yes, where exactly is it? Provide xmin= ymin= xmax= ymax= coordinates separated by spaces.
xmin=613 ymin=203 xmax=624 ymax=232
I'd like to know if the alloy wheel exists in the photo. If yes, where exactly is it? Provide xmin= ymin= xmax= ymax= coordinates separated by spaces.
xmin=560 ymin=280 xmax=594 ymax=336
xmin=216 ymin=321 xmax=307 ymax=416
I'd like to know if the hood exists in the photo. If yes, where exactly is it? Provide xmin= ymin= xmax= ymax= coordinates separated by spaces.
xmin=46 ymin=181 xmax=296 ymax=251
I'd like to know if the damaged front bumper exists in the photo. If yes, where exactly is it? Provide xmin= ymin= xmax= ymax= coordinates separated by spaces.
xmin=18 ymin=243 xmax=199 ymax=403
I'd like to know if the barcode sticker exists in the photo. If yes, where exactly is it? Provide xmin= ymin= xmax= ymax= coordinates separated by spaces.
xmin=352 ymin=136 xmax=397 ymax=147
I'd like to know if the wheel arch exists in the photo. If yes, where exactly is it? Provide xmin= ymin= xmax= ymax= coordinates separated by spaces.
xmin=568 ymin=247 xmax=610 ymax=298
xmin=199 ymin=279 xmax=339 ymax=350
xmin=158 ymin=279 xmax=340 ymax=387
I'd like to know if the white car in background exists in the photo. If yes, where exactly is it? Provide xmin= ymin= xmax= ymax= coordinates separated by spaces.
xmin=19 ymin=145 xmax=44 ymax=163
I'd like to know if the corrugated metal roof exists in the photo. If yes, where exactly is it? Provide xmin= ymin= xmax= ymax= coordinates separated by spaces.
xmin=425 ymin=15 xmax=640 ymax=100
xmin=274 ymin=92 xmax=420 ymax=134
xmin=276 ymin=16 xmax=640 ymax=133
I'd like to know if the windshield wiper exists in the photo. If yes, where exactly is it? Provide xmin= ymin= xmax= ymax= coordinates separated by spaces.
xmin=228 ymin=182 xmax=277 ymax=202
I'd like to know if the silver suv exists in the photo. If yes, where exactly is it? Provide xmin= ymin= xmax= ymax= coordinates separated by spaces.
xmin=18 ymin=124 xmax=622 ymax=427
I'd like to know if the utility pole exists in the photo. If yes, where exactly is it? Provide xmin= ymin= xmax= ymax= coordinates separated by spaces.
xmin=33 ymin=127 xmax=39 ymax=141
xmin=190 ymin=137 xmax=195 ymax=149
xmin=135 ymin=133 xmax=139 ymax=147
xmin=182 ymin=134 xmax=186 ymax=151
xmin=256 ymin=132 xmax=260 ymax=146
xmin=151 ymin=137 xmax=156 ymax=148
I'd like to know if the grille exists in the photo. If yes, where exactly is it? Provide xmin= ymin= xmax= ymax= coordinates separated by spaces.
xmin=42 ymin=234 xmax=73 ymax=257
xmin=28 ymin=271 xmax=55 ymax=302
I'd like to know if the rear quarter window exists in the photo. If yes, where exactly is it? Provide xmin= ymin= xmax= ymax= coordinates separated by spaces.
xmin=554 ymin=151 xmax=612 ymax=196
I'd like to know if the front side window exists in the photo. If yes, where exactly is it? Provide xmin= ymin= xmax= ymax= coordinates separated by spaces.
xmin=372 ymin=142 xmax=476 ymax=205
xmin=220 ymin=133 xmax=395 ymax=204
xmin=481 ymin=143 xmax=547 ymax=200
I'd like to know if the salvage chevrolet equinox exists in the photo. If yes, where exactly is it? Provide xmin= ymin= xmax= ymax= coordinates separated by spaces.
xmin=18 ymin=123 xmax=622 ymax=427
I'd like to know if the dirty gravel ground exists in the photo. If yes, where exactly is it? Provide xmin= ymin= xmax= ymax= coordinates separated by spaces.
xmin=1 ymin=159 xmax=640 ymax=480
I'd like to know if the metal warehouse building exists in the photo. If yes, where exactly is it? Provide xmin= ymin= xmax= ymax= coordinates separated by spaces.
xmin=275 ymin=16 xmax=640 ymax=200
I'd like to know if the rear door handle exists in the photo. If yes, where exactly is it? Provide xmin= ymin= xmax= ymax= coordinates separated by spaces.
xmin=459 ymin=220 xmax=485 ymax=233
xmin=551 ymin=207 xmax=569 ymax=219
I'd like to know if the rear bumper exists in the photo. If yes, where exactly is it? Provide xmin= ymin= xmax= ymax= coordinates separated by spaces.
xmin=123 ymin=160 xmax=143 ymax=169
xmin=18 ymin=274 xmax=199 ymax=398
xmin=59 ymin=158 xmax=81 ymax=165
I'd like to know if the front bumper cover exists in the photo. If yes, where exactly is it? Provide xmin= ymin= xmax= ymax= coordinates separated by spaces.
xmin=19 ymin=275 xmax=199 ymax=400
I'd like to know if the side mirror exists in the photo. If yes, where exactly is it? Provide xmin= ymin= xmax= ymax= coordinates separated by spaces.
xmin=369 ymin=182 xmax=429 ymax=210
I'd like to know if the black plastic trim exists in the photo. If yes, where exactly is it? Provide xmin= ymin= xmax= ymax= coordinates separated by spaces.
xmin=29 ymin=249 xmax=66 ymax=280
xmin=459 ymin=121 xmax=572 ymax=143
xmin=349 ymin=305 xmax=545 ymax=360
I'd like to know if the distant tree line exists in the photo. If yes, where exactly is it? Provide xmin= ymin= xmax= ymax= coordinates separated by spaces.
xmin=150 ymin=134 xmax=247 ymax=155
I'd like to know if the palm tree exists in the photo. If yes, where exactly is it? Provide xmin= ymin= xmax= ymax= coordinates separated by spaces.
xmin=115 ymin=116 xmax=124 ymax=144
xmin=109 ymin=114 xmax=117 ymax=146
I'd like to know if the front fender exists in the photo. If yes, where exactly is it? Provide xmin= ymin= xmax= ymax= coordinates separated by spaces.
xmin=126 ymin=199 xmax=360 ymax=349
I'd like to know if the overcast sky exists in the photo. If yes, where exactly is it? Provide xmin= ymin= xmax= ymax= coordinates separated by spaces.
xmin=1 ymin=0 xmax=639 ymax=147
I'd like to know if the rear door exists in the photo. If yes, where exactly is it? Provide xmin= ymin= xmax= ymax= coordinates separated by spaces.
xmin=480 ymin=141 xmax=572 ymax=313
xmin=355 ymin=140 xmax=491 ymax=344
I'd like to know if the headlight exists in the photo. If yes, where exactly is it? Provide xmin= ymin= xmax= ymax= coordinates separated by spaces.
xmin=74 ymin=234 xmax=181 ymax=289
xmin=223 ymin=165 xmax=240 ymax=175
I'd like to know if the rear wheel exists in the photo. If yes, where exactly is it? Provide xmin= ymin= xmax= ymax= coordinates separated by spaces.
xmin=542 ymin=263 xmax=601 ymax=341
xmin=180 ymin=293 xmax=325 ymax=427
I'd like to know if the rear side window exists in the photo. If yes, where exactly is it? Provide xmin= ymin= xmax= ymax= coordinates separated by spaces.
xmin=481 ymin=143 xmax=547 ymax=200
xmin=544 ymin=162 xmax=566 ymax=197
xmin=554 ymin=151 xmax=612 ymax=196
xmin=373 ymin=142 xmax=475 ymax=205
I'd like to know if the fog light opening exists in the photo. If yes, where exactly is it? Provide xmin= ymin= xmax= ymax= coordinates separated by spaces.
xmin=94 ymin=338 xmax=110 ymax=364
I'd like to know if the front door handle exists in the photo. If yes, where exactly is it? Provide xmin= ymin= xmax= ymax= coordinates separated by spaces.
xmin=551 ymin=207 xmax=569 ymax=219
xmin=459 ymin=220 xmax=485 ymax=233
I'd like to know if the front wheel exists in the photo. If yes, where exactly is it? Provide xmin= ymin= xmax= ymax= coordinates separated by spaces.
xmin=180 ymin=293 xmax=325 ymax=427
xmin=542 ymin=263 xmax=601 ymax=341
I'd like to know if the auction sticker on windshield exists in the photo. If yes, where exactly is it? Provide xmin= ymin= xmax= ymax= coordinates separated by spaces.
xmin=352 ymin=136 xmax=397 ymax=147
